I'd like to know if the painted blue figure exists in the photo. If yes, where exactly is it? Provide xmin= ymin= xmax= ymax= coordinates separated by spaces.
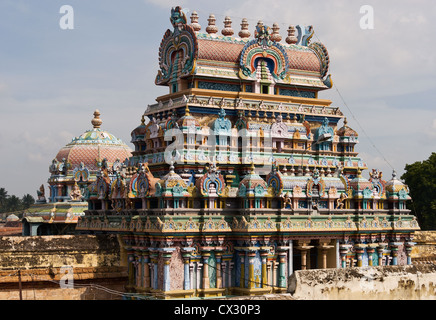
xmin=315 ymin=117 xmax=334 ymax=151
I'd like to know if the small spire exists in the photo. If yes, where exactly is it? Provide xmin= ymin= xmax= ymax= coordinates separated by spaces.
xmin=239 ymin=18 xmax=250 ymax=39
xmin=190 ymin=11 xmax=201 ymax=32
xmin=222 ymin=16 xmax=234 ymax=36
xmin=140 ymin=114 xmax=145 ymax=125
xmin=91 ymin=109 xmax=102 ymax=129
xmin=206 ymin=14 xmax=218 ymax=34
xmin=169 ymin=161 xmax=175 ymax=173
xmin=344 ymin=117 xmax=348 ymax=126
xmin=285 ymin=25 xmax=298 ymax=44
xmin=270 ymin=23 xmax=282 ymax=42
xmin=185 ymin=105 xmax=191 ymax=116
xmin=250 ymin=162 xmax=255 ymax=174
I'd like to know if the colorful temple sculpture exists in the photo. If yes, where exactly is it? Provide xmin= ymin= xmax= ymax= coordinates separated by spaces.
xmin=77 ymin=7 xmax=420 ymax=299
xmin=22 ymin=110 xmax=132 ymax=236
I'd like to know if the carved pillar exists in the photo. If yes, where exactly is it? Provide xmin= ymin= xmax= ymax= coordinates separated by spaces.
xmin=162 ymin=249 xmax=174 ymax=292
xmin=215 ymin=252 xmax=222 ymax=289
xmin=228 ymin=260 xmax=234 ymax=289
xmin=127 ymin=252 xmax=135 ymax=287
xmin=221 ymin=261 xmax=227 ymax=289
xmin=239 ymin=251 xmax=245 ymax=288
xmin=296 ymin=241 xmax=314 ymax=270
xmin=202 ymin=252 xmax=211 ymax=289
xmin=339 ymin=244 xmax=351 ymax=268
xmin=355 ymin=244 xmax=366 ymax=267
xmin=405 ymin=242 xmax=416 ymax=265
xmin=196 ymin=262 xmax=203 ymax=289
xmin=149 ymin=251 xmax=159 ymax=290
xmin=181 ymin=247 xmax=195 ymax=290
xmin=366 ymin=244 xmax=377 ymax=267
xmin=189 ymin=263 xmax=195 ymax=290
xmin=135 ymin=254 xmax=142 ymax=287
xmin=182 ymin=253 xmax=191 ymax=290
xmin=377 ymin=244 xmax=386 ymax=266
xmin=277 ymin=251 xmax=287 ymax=288
xmin=142 ymin=252 xmax=150 ymax=288
xmin=247 ymin=251 xmax=256 ymax=289
xmin=267 ymin=261 xmax=273 ymax=287
xmin=260 ymin=250 xmax=269 ymax=289
xmin=389 ymin=242 xmax=401 ymax=266
xmin=318 ymin=240 xmax=334 ymax=269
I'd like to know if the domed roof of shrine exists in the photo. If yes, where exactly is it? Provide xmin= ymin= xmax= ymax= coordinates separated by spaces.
xmin=239 ymin=163 xmax=267 ymax=190
xmin=177 ymin=106 xmax=200 ymax=129
xmin=336 ymin=118 xmax=358 ymax=137
xmin=131 ymin=114 xmax=147 ymax=142
xmin=54 ymin=110 xmax=132 ymax=172
xmin=385 ymin=170 xmax=408 ymax=193
xmin=349 ymin=169 xmax=373 ymax=191
xmin=158 ymin=163 xmax=188 ymax=189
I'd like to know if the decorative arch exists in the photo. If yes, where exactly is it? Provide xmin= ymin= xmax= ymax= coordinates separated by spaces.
xmin=266 ymin=173 xmax=283 ymax=196
xmin=155 ymin=24 xmax=198 ymax=86
xmin=239 ymin=39 xmax=289 ymax=80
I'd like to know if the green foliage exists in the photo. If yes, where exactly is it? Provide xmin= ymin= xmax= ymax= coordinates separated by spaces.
xmin=0 ymin=187 xmax=35 ymax=214
xmin=401 ymin=152 xmax=436 ymax=230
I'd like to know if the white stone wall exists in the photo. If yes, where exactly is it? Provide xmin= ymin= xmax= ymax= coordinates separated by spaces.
xmin=288 ymin=264 xmax=436 ymax=300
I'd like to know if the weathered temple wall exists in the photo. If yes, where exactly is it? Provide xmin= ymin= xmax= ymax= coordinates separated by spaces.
xmin=0 ymin=234 xmax=127 ymax=300
xmin=411 ymin=231 xmax=436 ymax=263
xmin=288 ymin=264 xmax=436 ymax=300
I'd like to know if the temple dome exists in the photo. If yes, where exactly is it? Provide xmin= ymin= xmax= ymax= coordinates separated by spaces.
xmin=349 ymin=169 xmax=373 ymax=191
xmin=239 ymin=163 xmax=267 ymax=191
xmin=131 ymin=114 xmax=147 ymax=142
xmin=336 ymin=118 xmax=358 ymax=137
xmin=54 ymin=110 xmax=132 ymax=172
xmin=385 ymin=170 xmax=408 ymax=193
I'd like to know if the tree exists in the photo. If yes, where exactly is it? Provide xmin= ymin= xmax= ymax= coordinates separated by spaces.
xmin=5 ymin=195 xmax=22 ymax=212
xmin=0 ymin=188 xmax=8 ymax=209
xmin=401 ymin=152 xmax=436 ymax=230
xmin=0 ymin=188 xmax=35 ymax=214
xmin=21 ymin=194 xmax=35 ymax=209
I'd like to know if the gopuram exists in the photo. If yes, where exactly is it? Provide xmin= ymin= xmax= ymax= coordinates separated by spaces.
xmin=77 ymin=7 xmax=420 ymax=299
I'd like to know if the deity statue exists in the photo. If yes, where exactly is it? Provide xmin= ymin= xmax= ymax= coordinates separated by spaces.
xmin=70 ymin=183 xmax=83 ymax=201
xmin=254 ymin=21 xmax=271 ymax=46
xmin=170 ymin=6 xmax=187 ymax=28
xmin=36 ymin=184 xmax=46 ymax=203
xmin=282 ymin=192 xmax=292 ymax=209
xmin=336 ymin=192 xmax=348 ymax=209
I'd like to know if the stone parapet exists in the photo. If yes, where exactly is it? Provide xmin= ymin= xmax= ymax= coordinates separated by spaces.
xmin=288 ymin=264 xmax=436 ymax=300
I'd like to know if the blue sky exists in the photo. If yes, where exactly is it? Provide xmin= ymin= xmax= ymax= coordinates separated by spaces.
xmin=0 ymin=0 xmax=435 ymax=197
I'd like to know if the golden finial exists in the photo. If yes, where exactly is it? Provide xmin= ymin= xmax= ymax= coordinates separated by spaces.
xmin=250 ymin=162 xmax=255 ymax=174
xmin=344 ymin=117 xmax=348 ymax=126
xmin=141 ymin=114 xmax=145 ymax=125
xmin=91 ymin=109 xmax=102 ymax=129
xmin=185 ymin=105 xmax=191 ymax=116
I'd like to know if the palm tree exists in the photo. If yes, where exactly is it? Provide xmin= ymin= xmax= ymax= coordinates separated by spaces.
xmin=21 ymin=194 xmax=35 ymax=209
xmin=0 ymin=188 xmax=9 ymax=212
xmin=6 ymin=195 xmax=22 ymax=212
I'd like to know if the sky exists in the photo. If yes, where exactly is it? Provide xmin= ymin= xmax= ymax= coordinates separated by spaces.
xmin=0 ymin=0 xmax=435 ymax=198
